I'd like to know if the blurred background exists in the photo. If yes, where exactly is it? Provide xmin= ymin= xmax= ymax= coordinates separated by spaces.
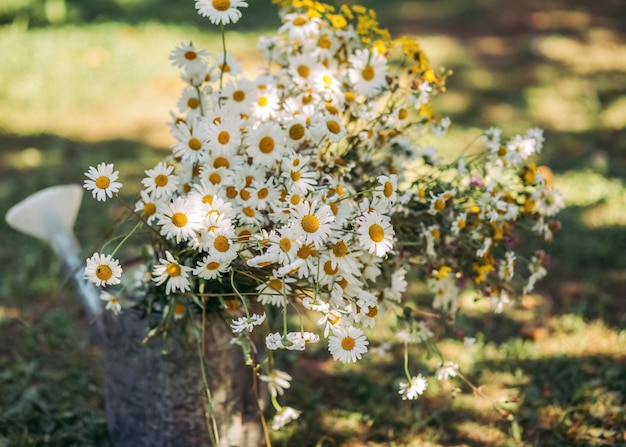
xmin=1 ymin=0 xmax=625 ymax=445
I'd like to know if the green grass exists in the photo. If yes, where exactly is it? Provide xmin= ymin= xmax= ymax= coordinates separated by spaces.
xmin=1 ymin=0 xmax=626 ymax=445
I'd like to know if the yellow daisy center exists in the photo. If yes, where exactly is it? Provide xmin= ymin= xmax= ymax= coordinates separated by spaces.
xmin=258 ymin=96 xmax=268 ymax=107
xmin=171 ymin=212 xmax=188 ymax=228
xmin=434 ymin=199 xmax=446 ymax=211
xmin=301 ymin=214 xmax=320 ymax=233
xmin=297 ymin=244 xmax=312 ymax=259
xmin=366 ymin=306 xmax=378 ymax=318
xmin=206 ymin=261 xmax=220 ymax=270
xmin=398 ymin=108 xmax=408 ymax=120
xmin=184 ymin=51 xmax=197 ymax=61
xmin=239 ymin=188 xmax=251 ymax=201
xmin=217 ymin=131 xmax=230 ymax=145
xmin=96 ymin=265 xmax=112 ymax=281
xmin=209 ymin=173 xmax=221 ymax=184
xmin=226 ymin=186 xmax=238 ymax=199
xmin=212 ymin=0 xmax=230 ymax=11
xmin=166 ymin=262 xmax=181 ymax=277
xmin=233 ymin=90 xmax=245 ymax=102
xmin=187 ymin=97 xmax=200 ymax=109
xmin=243 ymin=206 xmax=255 ymax=217
xmin=143 ymin=202 xmax=156 ymax=216
xmin=188 ymin=137 xmax=202 ymax=151
xmin=293 ymin=17 xmax=307 ymax=26
xmin=323 ymin=260 xmax=338 ymax=275
xmin=368 ymin=224 xmax=385 ymax=243
xmin=326 ymin=120 xmax=341 ymax=134
xmin=257 ymin=188 xmax=269 ymax=199
xmin=289 ymin=123 xmax=305 ymax=141
xmin=213 ymin=235 xmax=230 ymax=252
xmin=361 ymin=65 xmax=375 ymax=81
xmin=95 ymin=176 xmax=110 ymax=189
xmin=341 ymin=336 xmax=356 ymax=351
xmin=268 ymin=279 xmax=282 ymax=291
xmin=280 ymin=237 xmax=291 ymax=252
xmin=155 ymin=174 xmax=169 ymax=187
xmin=202 ymin=195 xmax=213 ymax=205
xmin=213 ymin=156 xmax=229 ymax=169
xmin=333 ymin=241 xmax=348 ymax=257
xmin=290 ymin=170 xmax=301 ymax=181
xmin=297 ymin=65 xmax=310 ymax=78
xmin=259 ymin=136 xmax=275 ymax=154
xmin=383 ymin=181 xmax=393 ymax=198
xmin=290 ymin=194 xmax=301 ymax=205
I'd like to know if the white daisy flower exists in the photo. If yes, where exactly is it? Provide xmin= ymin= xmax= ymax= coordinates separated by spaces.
xmin=356 ymin=211 xmax=395 ymax=258
xmin=84 ymin=253 xmax=123 ymax=287
xmin=246 ymin=121 xmax=286 ymax=167
xmin=171 ymin=120 xmax=210 ymax=165
xmin=169 ymin=42 xmax=209 ymax=70
xmin=100 ymin=291 xmax=122 ymax=315
xmin=310 ymin=115 xmax=346 ymax=143
xmin=195 ymin=0 xmax=248 ymax=25
xmin=348 ymin=48 xmax=388 ymax=97
xmin=328 ymin=326 xmax=369 ymax=363
xmin=278 ymin=13 xmax=321 ymax=43
xmin=192 ymin=255 xmax=230 ymax=280
xmin=271 ymin=406 xmax=301 ymax=431
xmin=398 ymin=374 xmax=428 ymax=400
xmin=435 ymin=361 xmax=459 ymax=381
xmin=157 ymin=197 xmax=204 ymax=244
xmin=152 ymin=251 xmax=192 ymax=295
xmin=230 ymin=313 xmax=266 ymax=333
xmin=134 ymin=190 xmax=159 ymax=225
xmin=259 ymin=369 xmax=292 ymax=398
xmin=289 ymin=200 xmax=335 ymax=249
xmin=257 ymin=274 xmax=296 ymax=307
xmin=374 ymin=174 xmax=398 ymax=206
xmin=205 ymin=226 xmax=238 ymax=263
xmin=220 ymin=78 xmax=255 ymax=115
xmin=204 ymin=116 xmax=243 ymax=156
xmin=142 ymin=162 xmax=179 ymax=199
xmin=83 ymin=162 xmax=122 ymax=202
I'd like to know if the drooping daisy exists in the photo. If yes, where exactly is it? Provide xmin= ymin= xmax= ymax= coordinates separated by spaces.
xmin=152 ymin=251 xmax=192 ymax=295
xmin=256 ymin=273 xmax=296 ymax=307
xmin=84 ymin=253 xmax=123 ymax=287
xmin=328 ymin=326 xmax=369 ymax=363
xmin=435 ymin=361 xmax=459 ymax=381
xmin=230 ymin=313 xmax=266 ymax=333
xmin=83 ymin=162 xmax=122 ymax=202
xmin=289 ymin=200 xmax=335 ymax=248
xmin=157 ymin=196 xmax=204 ymax=244
xmin=259 ymin=369 xmax=292 ymax=398
xmin=100 ymin=291 xmax=122 ymax=315
xmin=271 ymin=406 xmax=301 ymax=431
xmin=142 ymin=162 xmax=179 ymax=199
xmin=356 ymin=211 xmax=395 ymax=258
xmin=398 ymin=374 xmax=428 ymax=400
xmin=195 ymin=0 xmax=248 ymax=25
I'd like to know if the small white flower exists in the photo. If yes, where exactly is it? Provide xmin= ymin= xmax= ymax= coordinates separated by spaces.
xmin=230 ymin=313 xmax=266 ymax=333
xmin=142 ymin=162 xmax=179 ymax=199
xmin=328 ymin=326 xmax=369 ymax=363
xmin=271 ymin=406 xmax=301 ymax=430
xmin=398 ymin=374 xmax=428 ymax=400
xmin=195 ymin=0 xmax=248 ymax=25
xmin=435 ymin=361 xmax=459 ymax=381
xmin=100 ymin=291 xmax=122 ymax=315
xmin=84 ymin=253 xmax=123 ymax=287
xmin=83 ymin=163 xmax=122 ymax=202
xmin=259 ymin=369 xmax=292 ymax=398
xmin=356 ymin=211 xmax=395 ymax=258
xmin=152 ymin=251 xmax=192 ymax=295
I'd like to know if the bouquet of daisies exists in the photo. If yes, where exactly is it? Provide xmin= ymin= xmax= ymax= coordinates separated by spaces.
xmin=83 ymin=0 xmax=563 ymax=430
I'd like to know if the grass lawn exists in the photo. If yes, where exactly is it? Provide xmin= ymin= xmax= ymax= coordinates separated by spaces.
xmin=1 ymin=0 xmax=625 ymax=445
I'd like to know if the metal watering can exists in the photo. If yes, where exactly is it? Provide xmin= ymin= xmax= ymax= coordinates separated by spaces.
xmin=6 ymin=185 xmax=265 ymax=447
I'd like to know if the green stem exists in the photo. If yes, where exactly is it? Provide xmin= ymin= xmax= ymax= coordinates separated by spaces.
xmin=110 ymin=219 xmax=143 ymax=257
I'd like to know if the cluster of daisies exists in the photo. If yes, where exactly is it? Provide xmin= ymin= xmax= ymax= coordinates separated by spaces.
xmin=83 ymin=0 xmax=563 ymax=428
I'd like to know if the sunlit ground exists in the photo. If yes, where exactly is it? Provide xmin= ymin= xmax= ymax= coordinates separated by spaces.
xmin=1 ymin=0 xmax=625 ymax=445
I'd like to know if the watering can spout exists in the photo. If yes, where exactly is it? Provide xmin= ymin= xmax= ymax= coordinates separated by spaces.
xmin=6 ymin=184 xmax=103 ymax=334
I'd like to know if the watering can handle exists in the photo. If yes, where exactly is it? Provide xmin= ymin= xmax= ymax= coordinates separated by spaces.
xmin=5 ymin=184 xmax=103 ymax=335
